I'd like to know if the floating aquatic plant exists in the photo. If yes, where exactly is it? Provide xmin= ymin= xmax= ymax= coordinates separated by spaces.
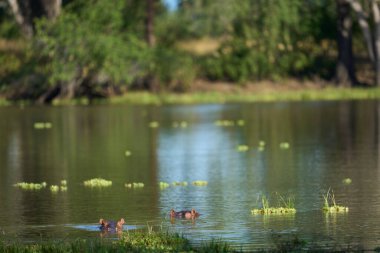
xmin=125 ymin=150 xmax=132 ymax=157
xmin=279 ymin=142 xmax=290 ymax=149
xmin=60 ymin=186 xmax=68 ymax=192
xmin=192 ymin=181 xmax=208 ymax=186
xmin=125 ymin=182 xmax=145 ymax=188
xmin=342 ymin=178 xmax=352 ymax=185
xmin=322 ymin=188 xmax=348 ymax=213
xmin=214 ymin=120 xmax=235 ymax=127
xmin=33 ymin=122 xmax=52 ymax=129
xmin=50 ymin=185 xmax=59 ymax=193
xmin=13 ymin=182 xmax=47 ymax=190
xmin=172 ymin=181 xmax=188 ymax=186
xmin=237 ymin=145 xmax=249 ymax=152
xmin=251 ymin=195 xmax=296 ymax=215
xmin=61 ymin=180 xmax=67 ymax=186
xmin=149 ymin=121 xmax=159 ymax=128
xmin=83 ymin=178 xmax=112 ymax=187
xmin=237 ymin=120 xmax=245 ymax=126
xmin=159 ymin=182 xmax=170 ymax=189
xmin=172 ymin=121 xmax=188 ymax=128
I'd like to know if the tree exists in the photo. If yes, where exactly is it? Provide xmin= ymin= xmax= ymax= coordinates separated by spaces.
xmin=7 ymin=0 xmax=61 ymax=37
xmin=336 ymin=0 xmax=357 ymax=87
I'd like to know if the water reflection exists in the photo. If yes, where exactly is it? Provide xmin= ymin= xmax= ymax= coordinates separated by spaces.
xmin=0 ymin=101 xmax=380 ymax=250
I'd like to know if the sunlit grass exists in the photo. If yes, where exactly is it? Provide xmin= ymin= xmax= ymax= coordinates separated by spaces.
xmin=33 ymin=122 xmax=52 ymax=129
xmin=322 ymin=188 xmax=348 ymax=213
xmin=279 ymin=142 xmax=290 ymax=149
xmin=13 ymin=182 xmax=47 ymax=190
xmin=50 ymin=185 xmax=59 ymax=193
xmin=172 ymin=181 xmax=188 ymax=186
xmin=342 ymin=178 xmax=352 ymax=185
xmin=83 ymin=178 xmax=112 ymax=188
xmin=192 ymin=180 xmax=208 ymax=186
xmin=149 ymin=121 xmax=159 ymax=128
xmin=252 ymin=195 xmax=296 ymax=215
xmin=236 ymin=145 xmax=249 ymax=152
xmin=125 ymin=182 xmax=145 ymax=188
xmin=159 ymin=182 xmax=170 ymax=189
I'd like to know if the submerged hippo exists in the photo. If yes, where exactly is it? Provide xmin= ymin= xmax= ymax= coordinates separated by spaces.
xmin=99 ymin=218 xmax=125 ymax=231
xmin=170 ymin=209 xmax=200 ymax=219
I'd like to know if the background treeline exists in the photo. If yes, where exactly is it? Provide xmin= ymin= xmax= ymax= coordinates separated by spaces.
xmin=0 ymin=0 xmax=377 ymax=103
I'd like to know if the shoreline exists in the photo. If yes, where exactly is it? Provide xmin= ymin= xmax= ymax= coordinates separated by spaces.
xmin=1 ymin=84 xmax=380 ymax=106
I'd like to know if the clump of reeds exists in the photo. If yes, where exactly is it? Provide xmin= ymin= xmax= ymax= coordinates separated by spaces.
xmin=83 ymin=178 xmax=112 ymax=187
xmin=172 ymin=181 xmax=188 ymax=186
xmin=322 ymin=188 xmax=348 ymax=213
xmin=33 ymin=122 xmax=52 ymax=129
xmin=13 ymin=182 xmax=47 ymax=190
xmin=159 ymin=182 xmax=170 ymax=189
xmin=251 ymin=195 xmax=296 ymax=215
xmin=280 ymin=142 xmax=290 ymax=149
xmin=192 ymin=180 xmax=208 ymax=186
xmin=125 ymin=182 xmax=144 ymax=188
xmin=236 ymin=145 xmax=249 ymax=152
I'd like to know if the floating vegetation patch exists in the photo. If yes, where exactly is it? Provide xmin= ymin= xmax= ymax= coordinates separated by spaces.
xmin=279 ymin=142 xmax=290 ymax=149
xmin=125 ymin=150 xmax=132 ymax=157
xmin=258 ymin=141 xmax=265 ymax=151
xmin=192 ymin=181 xmax=208 ymax=186
xmin=13 ymin=182 xmax=47 ymax=190
xmin=33 ymin=122 xmax=52 ymax=129
xmin=61 ymin=180 xmax=67 ymax=186
xmin=342 ymin=178 xmax=352 ymax=185
xmin=50 ymin=185 xmax=60 ymax=193
xmin=322 ymin=188 xmax=348 ymax=213
xmin=251 ymin=195 xmax=296 ymax=215
xmin=60 ymin=186 xmax=68 ymax=192
xmin=172 ymin=121 xmax=188 ymax=128
xmin=149 ymin=121 xmax=159 ymax=128
xmin=237 ymin=120 xmax=245 ymax=126
xmin=237 ymin=145 xmax=249 ymax=152
xmin=214 ymin=120 xmax=235 ymax=127
xmin=125 ymin=182 xmax=145 ymax=188
xmin=172 ymin=181 xmax=188 ymax=186
xmin=159 ymin=182 xmax=170 ymax=189
xmin=83 ymin=178 xmax=112 ymax=188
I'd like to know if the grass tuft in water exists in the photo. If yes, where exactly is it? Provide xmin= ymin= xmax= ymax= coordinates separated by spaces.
xmin=125 ymin=182 xmax=145 ymax=188
xmin=50 ymin=185 xmax=59 ymax=193
xmin=322 ymin=188 xmax=348 ymax=213
xmin=279 ymin=142 xmax=290 ymax=149
xmin=172 ymin=181 xmax=188 ymax=186
xmin=13 ymin=182 xmax=47 ymax=190
xmin=251 ymin=195 xmax=296 ymax=215
xmin=149 ymin=121 xmax=159 ymax=128
xmin=192 ymin=180 xmax=208 ymax=186
xmin=342 ymin=178 xmax=352 ymax=185
xmin=83 ymin=178 xmax=112 ymax=188
xmin=159 ymin=182 xmax=170 ymax=189
xmin=33 ymin=122 xmax=52 ymax=129
xmin=236 ymin=145 xmax=249 ymax=152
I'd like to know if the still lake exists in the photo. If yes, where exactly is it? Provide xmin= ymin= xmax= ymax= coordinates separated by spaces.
xmin=1 ymin=100 xmax=380 ymax=250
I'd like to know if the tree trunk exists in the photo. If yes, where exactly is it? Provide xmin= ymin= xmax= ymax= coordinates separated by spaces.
xmin=336 ymin=0 xmax=357 ymax=87
xmin=372 ymin=1 xmax=380 ymax=86
xmin=145 ymin=0 xmax=155 ymax=47
xmin=7 ymin=0 xmax=61 ymax=37
xmin=348 ymin=0 xmax=375 ymax=63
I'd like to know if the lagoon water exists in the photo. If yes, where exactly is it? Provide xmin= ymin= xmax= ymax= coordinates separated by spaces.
xmin=1 ymin=101 xmax=380 ymax=250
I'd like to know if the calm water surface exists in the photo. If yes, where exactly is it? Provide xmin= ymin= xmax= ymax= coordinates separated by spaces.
xmin=1 ymin=101 xmax=380 ymax=250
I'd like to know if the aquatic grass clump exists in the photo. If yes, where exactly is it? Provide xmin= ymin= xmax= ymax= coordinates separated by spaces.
xmin=258 ymin=140 xmax=266 ymax=151
xmin=280 ymin=142 xmax=290 ymax=149
xmin=83 ymin=178 xmax=112 ymax=188
xmin=172 ymin=181 xmax=188 ymax=186
xmin=214 ymin=120 xmax=235 ymax=127
xmin=159 ymin=182 xmax=170 ymax=189
xmin=237 ymin=120 xmax=245 ymax=126
xmin=149 ymin=121 xmax=159 ymax=128
xmin=125 ymin=182 xmax=145 ymax=188
xmin=322 ymin=188 xmax=348 ymax=213
xmin=236 ymin=145 xmax=249 ymax=152
xmin=125 ymin=150 xmax=132 ymax=157
xmin=33 ymin=122 xmax=52 ymax=129
xmin=172 ymin=121 xmax=188 ymax=128
xmin=60 ymin=180 xmax=67 ymax=186
xmin=192 ymin=180 xmax=208 ymax=186
xmin=13 ymin=182 xmax=47 ymax=190
xmin=50 ymin=185 xmax=59 ymax=193
xmin=251 ymin=195 xmax=296 ymax=215
xmin=342 ymin=178 xmax=352 ymax=185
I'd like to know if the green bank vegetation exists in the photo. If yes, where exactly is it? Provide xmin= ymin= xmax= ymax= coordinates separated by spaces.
xmin=1 ymin=1 xmax=380 ymax=104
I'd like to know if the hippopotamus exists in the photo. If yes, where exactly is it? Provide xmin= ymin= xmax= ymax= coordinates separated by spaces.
xmin=170 ymin=209 xmax=200 ymax=219
xmin=99 ymin=218 xmax=125 ymax=231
